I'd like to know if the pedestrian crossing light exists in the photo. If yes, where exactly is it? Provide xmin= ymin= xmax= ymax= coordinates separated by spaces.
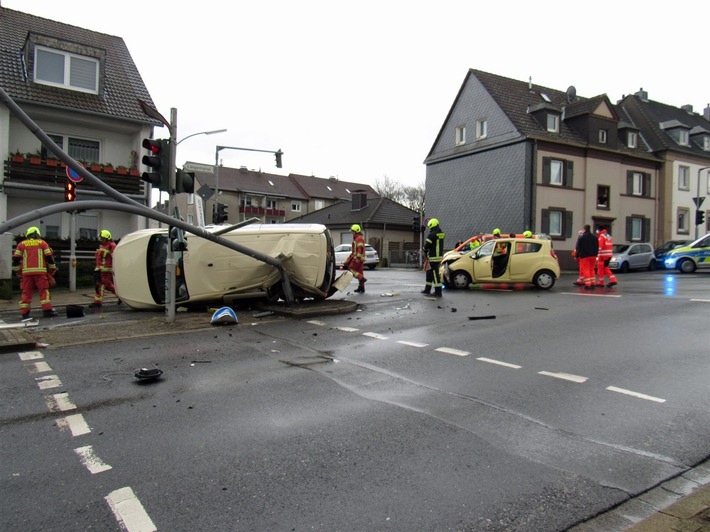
xmin=697 ymin=210 xmax=706 ymax=226
xmin=213 ymin=203 xmax=228 ymax=224
xmin=412 ymin=215 xmax=420 ymax=231
xmin=141 ymin=138 xmax=170 ymax=192
xmin=64 ymin=180 xmax=76 ymax=202
xmin=274 ymin=149 xmax=283 ymax=168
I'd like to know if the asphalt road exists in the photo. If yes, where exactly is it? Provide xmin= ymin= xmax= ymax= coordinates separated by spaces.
xmin=1 ymin=268 xmax=708 ymax=531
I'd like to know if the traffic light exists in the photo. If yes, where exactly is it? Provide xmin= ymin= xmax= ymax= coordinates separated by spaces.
xmin=169 ymin=226 xmax=187 ymax=252
xmin=141 ymin=138 xmax=170 ymax=191
xmin=274 ymin=149 xmax=283 ymax=168
xmin=213 ymin=203 xmax=228 ymax=224
xmin=696 ymin=210 xmax=706 ymax=226
xmin=64 ymin=180 xmax=76 ymax=202
xmin=175 ymin=169 xmax=195 ymax=194
xmin=412 ymin=215 xmax=420 ymax=231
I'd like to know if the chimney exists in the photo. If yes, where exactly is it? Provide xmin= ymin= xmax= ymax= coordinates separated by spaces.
xmin=351 ymin=191 xmax=367 ymax=210
xmin=635 ymin=88 xmax=648 ymax=102
xmin=704 ymin=104 xmax=710 ymax=122
xmin=681 ymin=104 xmax=693 ymax=114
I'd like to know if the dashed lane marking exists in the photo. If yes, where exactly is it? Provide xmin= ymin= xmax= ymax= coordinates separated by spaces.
xmin=18 ymin=350 xmax=44 ymax=360
xmin=35 ymin=374 xmax=62 ymax=390
xmin=26 ymin=361 xmax=52 ymax=373
xmin=336 ymin=326 xmax=359 ymax=332
xmin=477 ymin=357 xmax=522 ymax=369
xmin=397 ymin=340 xmax=429 ymax=348
xmin=45 ymin=392 xmax=77 ymax=412
xmin=435 ymin=347 xmax=470 ymax=357
xmin=607 ymin=386 xmax=666 ymax=403
xmin=562 ymin=292 xmax=622 ymax=298
xmin=56 ymin=413 xmax=91 ymax=436
xmin=539 ymin=371 xmax=588 ymax=383
xmin=307 ymin=320 xmax=327 ymax=326
xmin=105 ymin=487 xmax=157 ymax=532
xmin=363 ymin=332 xmax=389 ymax=340
xmin=74 ymin=445 xmax=112 ymax=474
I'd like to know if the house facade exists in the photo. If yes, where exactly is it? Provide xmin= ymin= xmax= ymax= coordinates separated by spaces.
xmin=0 ymin=7 xmax=159 ymax=242
xmin=424 ymin=69 xmax=710 ymax=270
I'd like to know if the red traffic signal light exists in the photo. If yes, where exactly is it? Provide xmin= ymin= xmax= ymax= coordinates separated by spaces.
xmin=64 ymin=180 xmax=76 ymax=202
xmin=141 ymin=138 xmax=170 ymax=191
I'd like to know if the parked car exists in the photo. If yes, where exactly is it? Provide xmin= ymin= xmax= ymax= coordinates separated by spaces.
xmin=334 ymin=243 xmax=380 ymax=269
xmin=654 ymin=240 xmax=691 ymax=268
xmin=113 ymin=224 xmax=338 ymax=309
xmin=608 ymin=243 xmax=656 ymax=273
xmin=440 ymin=237 xmax=560 ymax=290
xmin=662 ymin=233 xmax=710 ymax=273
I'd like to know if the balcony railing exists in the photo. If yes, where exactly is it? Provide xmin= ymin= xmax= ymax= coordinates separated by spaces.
xmin=240 ymin=206 xmax=286 ymax=217
xmin=3 ymin=157 xmax=143 ymax=195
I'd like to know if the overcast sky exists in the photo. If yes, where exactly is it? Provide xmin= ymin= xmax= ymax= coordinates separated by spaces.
xmin=6 ymin=1 xmax=709 ymax=190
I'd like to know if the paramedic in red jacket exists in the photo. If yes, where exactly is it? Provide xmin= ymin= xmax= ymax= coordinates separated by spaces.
xmin=596 ymin=226 xmax=618 ymax=288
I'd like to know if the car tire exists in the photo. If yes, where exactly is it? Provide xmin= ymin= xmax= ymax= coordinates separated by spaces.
xmin=678 ymin=258 xmax=696 ymax=273
xmin=532 ymin=269 xmax=556 ymax=290
xmin=647 ymin=259 xmax=657 ymax=271
xmin=449 ymin=270 xmax=472 ymax=290
xmin=367 ymin=264 xmax=377 ymax=270
xmin=619 ymin=261 xmax=630 ymax=273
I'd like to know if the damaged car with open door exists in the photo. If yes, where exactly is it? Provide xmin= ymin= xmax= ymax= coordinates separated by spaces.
xmin=113 ymin=223 xmax=345 ymax=310
xmin=440 ymin=236 xmax=560 ymax=290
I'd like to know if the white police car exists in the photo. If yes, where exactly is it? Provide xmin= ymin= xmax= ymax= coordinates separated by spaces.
xmin=663 ymin=233 xmax=710 ymax=273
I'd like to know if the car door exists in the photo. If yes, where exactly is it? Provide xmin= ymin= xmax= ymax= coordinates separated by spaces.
xmin=508 ymin=241 xmax=542 ymax=281
xmin=471 ymin=241 xmax=496 ymax=282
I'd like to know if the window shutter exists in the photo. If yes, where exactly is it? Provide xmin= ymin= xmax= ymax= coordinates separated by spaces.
xmin=625 ymin=217 xmax=632 ymax=240
xmin=643 ymin=173 xmax=651 ymax=197
xmin=564 ymin=211 xmax=573 ymax=238
xmin=565 ymin=161 xmax=574 ymax=188
xmin=643 ymin=218 xmax=651 ymax=242
xmin=542 ymin=158 xmax=551 ymax=185
xmin=626 ymin=171 xmax=633 ymax=195
xmin=541 ymin=209 xmax=550 ymax=233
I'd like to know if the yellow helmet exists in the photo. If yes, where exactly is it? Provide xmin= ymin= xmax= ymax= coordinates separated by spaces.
xmin=427 ymin=218 xmax=439 ymax=229
xmin=492 ymin=228 xmax=501 ymax=235
xmin=26 ymin=226 xmax=41 ymax=237
xmin=523 ymin=230 xmax=532 ymax=238
xmin=100 ymin=229 xmax=112 ymax=240
xmin=350 ymin=224 xmax=361 ymax=233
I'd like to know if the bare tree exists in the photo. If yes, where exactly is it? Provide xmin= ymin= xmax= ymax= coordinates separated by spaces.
xmin=374 ymin=176 xmax=425 ymax=212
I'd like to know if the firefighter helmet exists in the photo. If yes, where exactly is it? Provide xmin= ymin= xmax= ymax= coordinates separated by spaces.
xmin=492 ymin=228 xmax=501 ymax=235
xmin=523 ymin=230 xmax=532 ymax=238
xmin=350 ymin=224 xmax=361 ymax=233
xmin=427 ymin=218 xmax=439 ymax=229
xmin=100 ymin=229 xmax=112 ymax=240
xmin=26 ymin=226 xmax=41 ymax=238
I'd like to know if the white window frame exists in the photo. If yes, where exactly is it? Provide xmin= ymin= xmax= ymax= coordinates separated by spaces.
xmin=549 ymin=160 xmax=563 ymax=186
xmin=546 ymin=114 xmax=559 ymax=133
xmin=475 ymin=119 xmax=487 ymax=140
xmin=599 ymin=129 xmax=608 ymax=144
xmin=632 ymin=172 xmax=644 ymax=196
xmin=678 ymin=129 xmax=689 ymax=146
xmin=677 ymin=208 xmax=690 ymax=233
xmin=630 ymin=218 xmax=643 ymax=241
xmin=34 ymin=45 xmax=99 ymax=94
xmin=291 ymin=201 xmax=302 ymax=212
xmin=455 ymin=126 xmax=466 ymax=146
xmin=678 ymin=166 xmax=690 ymax=191
xmin=627 ymin=131 xmax=638 ymax=148
xmin=266 ymin=199 xmax=278 ymax=210
xmin=704 ymin=137 xmax=710 ymax=151
xmin=314 ymin=199 xmax=324 ymax=210
xmin=548 ymin=210 xmax=562 ymax=236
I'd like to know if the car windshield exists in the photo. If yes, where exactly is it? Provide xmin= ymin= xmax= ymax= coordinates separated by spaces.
xmin=612 ymin=244 xmax=629 ymax=253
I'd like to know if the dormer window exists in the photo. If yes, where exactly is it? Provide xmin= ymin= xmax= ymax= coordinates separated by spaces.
xmin=599 ymin=129 xmax=608 ymax=144
xmin=34 ymin=45 xmax=99 ymax=94
xmin=475 ymin=119 xmax=487 ymax=140
xmin=705 ymin=137 xmax=710 ymax=151
xmin=678 ymin=129 xmax=689 ymax=146
xmin=455 ymin=126 xmax=466 ymax=146
xmin=546 ymin=114 xmax=559 ymax=133
xmin=627 ymin=131 xmax=638 ymax=148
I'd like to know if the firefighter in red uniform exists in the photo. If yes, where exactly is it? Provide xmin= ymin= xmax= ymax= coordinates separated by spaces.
xmin=90 ymin=229 xmax=118 ymax=307
xmin=575 ymin=225 xmax=598 ymax=290
xmin=596 ymin=226 xmax=618 ymax=287
xmin=344 ymin=224 xmax=367 ymax=293
xmin=12 ymin=226 xmax=58 ymax=319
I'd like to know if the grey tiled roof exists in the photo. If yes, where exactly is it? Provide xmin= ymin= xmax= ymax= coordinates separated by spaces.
xmin=195 ymin=166 xmax=308 ymax=199
xmin=0 ymin=7 xmax=159 ymax=125
xmin=288 ymin=196 xmax=418 ymax=228
xmin=288 ymin=173 xmax=378 ymax=201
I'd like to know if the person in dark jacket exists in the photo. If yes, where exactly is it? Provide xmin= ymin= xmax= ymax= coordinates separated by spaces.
xmin=421 ymin=218 xmax=445 ymax=297
xmin=575 ymin=224 xmax=599 ymax=290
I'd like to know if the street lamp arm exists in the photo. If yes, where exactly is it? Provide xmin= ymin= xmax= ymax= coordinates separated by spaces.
xmin=177 ymin=128 xmax=227 ymax=146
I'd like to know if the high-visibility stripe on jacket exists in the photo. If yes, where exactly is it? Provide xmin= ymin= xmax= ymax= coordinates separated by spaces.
xmin=597 ymin=231 xmax=613 ymax=258
xmin=95 ymin=240 xmax=117 ymax=272
xmin=424 ymin=228 xmax=446 ymax=261
xmin=12 ymin=238 xmax=57 ymax=275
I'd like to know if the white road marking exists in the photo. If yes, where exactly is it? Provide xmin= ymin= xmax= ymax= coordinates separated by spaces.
xmin=45 ymin=392 xmax=77 ymax=412
xmin=74 ymin=445 xmax=112 ymax=474
xmin=477 ymin=357 xmax=521 ymax=369
xmin=336 ymin=326 xmax=359 ymax=332
xmin=539 ymin=371 xmax=588 ymax=383
xmin=563 ymin=292 xmax=622 ymax=298
xmin=607 ymin=386 xmax=666 ymax=403
xmin=363 ymin=332 xmax=389 ymax=340
xmin=435 ymin=347 xmax=470 ymax=357
xmin=397 ymin=340 xmax=429 ymax=348
xmin=19 ymin=350 xmax=44 ymax=360
xmin=26 ymin=361 xmax=52 ymax=373
xmin=307 ymin=320 xmax=327 ymax=326
xmin=56 ymin=413 xmax=91 ymax=436
xmin=35 ymin=374 xmax=62 ymax=390
xmin=689 ymin=298 xmax=710 ymax=303
xmin=105 ymin=487 xmax=157 ymax=532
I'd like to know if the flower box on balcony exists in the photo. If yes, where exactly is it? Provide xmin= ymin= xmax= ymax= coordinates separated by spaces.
xmin=129 ymin=168 xmax=140 ymax=177
xmin=11 ymin=153 xmax=25 ymax=163
xmin=29 ymin=156 xmax=41 ymax=165
xmin=103 ymin=164 xmax=114 ymax=174
xmin=116 ymin=166 xmax=128 ymax=175
xmin=45 ymin=158 xmax=59 ymax=167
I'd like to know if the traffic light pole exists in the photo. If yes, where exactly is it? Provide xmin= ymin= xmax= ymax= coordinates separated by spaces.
xmin=165 ymin=108 xmax=178 ymax=323
xmin=696 ymin=166 xmax=710 ymax=240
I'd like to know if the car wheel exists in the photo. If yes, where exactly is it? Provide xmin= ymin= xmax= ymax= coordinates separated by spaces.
xmin=533 ymin=269 xmax=556 ymax=290
xmin=449 ymin=270 xmax=471 ymax=290
xmin=678 ymin=258 xmax=696 ymax=273
xmin=619 ymin=261 xmax=630 ymax=273
xmin=367 ymin=264 xmax=377 ymax=270
xmin=648 ymin=259 xmax=657 ymax=271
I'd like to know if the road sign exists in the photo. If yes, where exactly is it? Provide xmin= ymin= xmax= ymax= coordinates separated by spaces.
xmin=693 ymin=196 xmax=705 ymax=208
xmin=197 ymin=184 xmax=214 ymax=201
xmin=66 ymin=162 xmax=84 ymax=183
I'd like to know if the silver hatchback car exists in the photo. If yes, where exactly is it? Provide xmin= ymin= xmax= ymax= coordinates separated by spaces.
xmin=609 ymin=243 xmax=657 ymax=273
